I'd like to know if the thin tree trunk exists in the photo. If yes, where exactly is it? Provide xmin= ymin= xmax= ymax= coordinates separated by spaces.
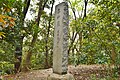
xmin=44 ymin=0 xmax=55 ymax=69
xmin=83 ymin=0 xmax=88 ymax=19
xmin=79 ymin=32 xmax=82 ymax=52
xmin=21 ymin=0 xmax=48 ymax=71
xmin=76 ymin=32 xmax=82 ymax=64
xmin=23 ymin=0 xmax=31 ymax=20
xmin=14 ymin=0 xmax=31 ymax=73
xmin=14 ymin=39 xmax=22 ymax=73
xmin=68 ymin=1 xmax=77 ymax=55
xmin=111 ymin=46 xmax=116 ymax=64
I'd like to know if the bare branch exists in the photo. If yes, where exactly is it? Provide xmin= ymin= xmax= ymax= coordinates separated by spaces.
xmin=23 ymin=0 xmax=31 ymax=20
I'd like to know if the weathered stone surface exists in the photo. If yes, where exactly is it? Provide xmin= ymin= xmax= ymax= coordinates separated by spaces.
xmin=47 ymin=73 xmax=75 ymax=80
xmin=53 ymin=2 xmax=69 ymax=74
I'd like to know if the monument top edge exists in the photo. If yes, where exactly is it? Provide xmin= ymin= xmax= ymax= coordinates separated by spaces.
xmin=55 ymin=2 xmax=68 ymax=7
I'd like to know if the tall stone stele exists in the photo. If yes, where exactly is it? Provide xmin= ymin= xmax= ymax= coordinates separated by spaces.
xmin=53 ymin=2 xmax=69 ymax=74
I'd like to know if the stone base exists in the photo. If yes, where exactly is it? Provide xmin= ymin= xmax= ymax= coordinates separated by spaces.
xmin=47 ymin=73 xmax=75 ymax=80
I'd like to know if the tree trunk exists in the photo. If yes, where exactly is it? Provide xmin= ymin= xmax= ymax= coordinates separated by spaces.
xmin=68 ymin=1 xmax=77 ymax=55
xmin=21 ymin=32 xmax=38 ymax=72
xmin=21 ymin=50 xmax=32 ymax=71
xmin=44 ymin=47 xmax=49 ymax=68
xmin=77 ymin=32 xmax=82 ymax=64
xmin=44 ymin=0 xmax=54 ymax=69
xmin=14 ymin=36 xmax=24 ymax=73
xmin=14 ymin=0 xmax=31 ymax=73
xmin=14 ymin=45 xmax=22 ymax=73
xmin=83 ymin=0 xmax=88 ymax=19
xmin=111 ymin=46 xmax=116 ymax=64
xmin=21 ymin=0 xmax=47 ymax=72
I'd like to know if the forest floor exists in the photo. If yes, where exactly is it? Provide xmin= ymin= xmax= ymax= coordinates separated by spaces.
xmin=1 ymin=65 xmax=120 ymax=80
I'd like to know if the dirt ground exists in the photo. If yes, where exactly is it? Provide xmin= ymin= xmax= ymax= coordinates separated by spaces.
xmin=1 ymin=65 xmax=120 ymax=80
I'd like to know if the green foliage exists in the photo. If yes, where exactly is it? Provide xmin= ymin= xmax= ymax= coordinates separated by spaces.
xmin=0 ymin=41 xmax=14 ymax=63
xmin=0 ymin=62 xmax=14 ymax=75
xmin=0 ymin=41 xmax=14 ymax=75
xmin=31 ymin=53 xmax=45 ymax=69
xmin=68 ymin=0 xmax=120 ymax=65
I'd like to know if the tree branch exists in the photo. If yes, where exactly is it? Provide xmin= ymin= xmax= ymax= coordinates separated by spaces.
xmin=68 ymin=1 xmax=78 ymax=54
xmin=47 ymin=0 xmax=55 ymax=38
xmin=23 ymin=0 xmax=31 ymax=20
xmin=83 ymin=0 xmax=88 ymax=20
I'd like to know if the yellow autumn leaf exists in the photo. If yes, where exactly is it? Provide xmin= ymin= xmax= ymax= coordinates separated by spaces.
xmin=0 ymin=32 xmax=5 ymax=37
xmin=0 ymin=15 xmax=6 ymax=18
xmin=3 ymin=7 xmax=10 ymax=12
xmin=0 ymin=17 xmax=6 ymax=27
xmin=0 ymin=14 xmax=16 ymax=27
xmin=0 ymin=18 xmax=5 ymax=23
xmin=8 ymin=16 xmax=12 ymax=20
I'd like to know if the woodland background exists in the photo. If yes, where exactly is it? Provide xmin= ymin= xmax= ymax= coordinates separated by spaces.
xmin=0 ymin=0 xmax=120 ymax=78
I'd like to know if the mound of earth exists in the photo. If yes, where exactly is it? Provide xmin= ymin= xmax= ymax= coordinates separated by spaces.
xmin=1 ymin=65 xmax=120 ymax=80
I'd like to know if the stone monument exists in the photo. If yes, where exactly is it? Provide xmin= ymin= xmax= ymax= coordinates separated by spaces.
xmin=53 ymin=1 xmax=69 ymax=74
xmin=47 ymin=2 xmax=75 ymax=80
